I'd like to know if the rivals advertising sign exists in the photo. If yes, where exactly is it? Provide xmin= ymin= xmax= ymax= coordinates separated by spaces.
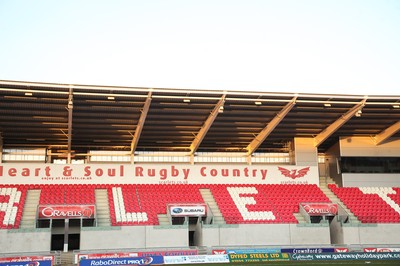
xmin=169 ymin=204 xmax=207 ymax=217
xmin=38 ymin=205 xmax=95 ymax=219
xmin=0 ymin=163 xmax=318 ymax=185
xmin=301 ymin=203 xmax=338 ymax=216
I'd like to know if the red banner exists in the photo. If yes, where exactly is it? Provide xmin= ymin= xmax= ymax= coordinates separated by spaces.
xmin=38 ymin=205 xmax=95 ymax=219
xmin=364 ymin=248 xmax=400 ymax=252
xmin=334 ymin=248 xmax=349 ymax=253
xmin=0 ymin=256 xmax=54 ymax=264
xmin=301 ymin=203 xmax=338 ymax=216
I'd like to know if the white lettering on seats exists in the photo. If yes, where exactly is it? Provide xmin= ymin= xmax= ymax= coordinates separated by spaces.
xmin=359 ymin=187 xmax=400 ymax=214
xmin=0 ymin=187 xmax=21 ymax=226
xmin=111 ymin=187 xmax=148 ymax=223
xmin=227 ymin=187 xmax=275 ymax=221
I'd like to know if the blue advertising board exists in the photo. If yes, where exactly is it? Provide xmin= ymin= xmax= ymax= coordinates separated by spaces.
xmin=290 ymin=252 xmax=400 ymax=261
xmin=0 ymin=261 xmax=53 ymax=266
xmin=281 ymin=248 xmax=335 ymax=254
xmin=79 ymin=256 xmax=164 ymax=266
xmin=226 ymin=248 xmax=280 ymax=254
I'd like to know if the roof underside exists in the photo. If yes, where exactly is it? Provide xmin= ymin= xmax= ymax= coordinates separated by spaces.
xmin=1 ymin=80 xmax=399 ymax=157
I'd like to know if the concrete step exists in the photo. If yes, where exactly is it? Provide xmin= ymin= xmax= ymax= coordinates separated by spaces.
xmin=293 ymin=212 xmax=307 ymax=224
xmin=95 ymin=189 xmax=111 ymax=227
xmin=20 ymin=189 xmax=41 ymax=229
xmin=199 ymin=189 xmax=226 ymax=225
xmin=158 ymin=214 xmax=170 ymax=225
xmin=60 ymin=251 xmax=74 ymax=266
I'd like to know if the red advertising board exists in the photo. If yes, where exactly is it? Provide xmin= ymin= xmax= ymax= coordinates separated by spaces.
xmin=38 ymin=205 xmax=95 ymax=219
xmin=301 ymin=203 xmax=338 ymax=216
xmin=364 ymin=248 xmax=400 ymax=252
xmin=334 ymin=248 xmax=349 ymax=253
xmin=78 ymin=249 xmax=198 ymax=261
xmin=212 ymin=250 xmax=227 ymax=255
xmin=0 ymin=256 xmax=54 ymax=264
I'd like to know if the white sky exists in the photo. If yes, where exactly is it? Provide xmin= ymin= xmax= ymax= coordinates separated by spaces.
xmin=1 ymin=0 xmax=399 ymax=95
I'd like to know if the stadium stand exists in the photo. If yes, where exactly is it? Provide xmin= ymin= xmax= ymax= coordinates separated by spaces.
xmin=40 ymin=184 xmax=96 ymax=205
xmin=0 ymin=185 xmax=26 ymax=229
xmin=328 ymin=184 xmax=400 ymax=223
xmin=1 ymin=80 xmax=400 ymax=259
xmin=1 ymin=183 xmax=334 ymax=228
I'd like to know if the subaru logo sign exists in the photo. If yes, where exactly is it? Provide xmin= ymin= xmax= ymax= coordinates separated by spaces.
xmin=172 ymin=208 xmax=183 ymax=214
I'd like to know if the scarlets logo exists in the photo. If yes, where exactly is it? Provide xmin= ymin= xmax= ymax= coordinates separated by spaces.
xmin=278 ymin=167 xmax=310 ymax=179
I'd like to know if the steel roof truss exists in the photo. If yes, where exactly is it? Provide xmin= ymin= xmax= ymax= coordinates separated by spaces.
xmin=374 ymin=121 xmax=400 ymax=145
xmin=67 ymin=88 xmax=73 ymax=163
xmin=314 ymin=99 xmax=367 ymax=147
xmin=130 ymin=91 xmax=152 ymax=154
xmin=246 ymin=97 xmax=297 ymax=156
xmin=189 ymin=95 xmax=226 ymax=155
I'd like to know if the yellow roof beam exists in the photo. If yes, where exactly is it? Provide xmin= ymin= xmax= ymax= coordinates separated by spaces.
xmin=130 ymin=91 xmax=152 ymax=154
xmin=314 ymin=99 xmax=367 ymax=147
xmin=189 ymin=95 xmax=226 ymax=155
xmin=374 ymin=121 xmax=400 ymax=145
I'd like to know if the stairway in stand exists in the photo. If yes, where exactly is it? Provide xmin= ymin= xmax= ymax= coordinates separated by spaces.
xmin=60 ymin=251 xmax=75 ymax=266
xmin=94 ymin=189 xmax=111 ymax=227
xmin=199 ymin=188 xmax=226 ymax=224
xmin=319 ymin=176 xmax=360 ymax=224
xmin=20 ymin=189 xmax=41 ymax=229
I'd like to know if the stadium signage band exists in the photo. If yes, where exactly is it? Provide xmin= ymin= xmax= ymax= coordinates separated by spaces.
xmin=281 ymin=248 xmax=335 ymax=254
xmin=37 ymin=205 xmax=95 ymax=219
xmin=364 ymin=248 xmax=400 ymax=252
xmin=78 ymin=250 xmax=198 ymax=261
xmin=225 ymin=248 xmax=281 ymax=254
xmin=228 ymin=253 xmax=290 ymax=263
xmin=0 ymin=163 xmax=318 ymax=185
xmin=78 ymin=256 xmax=164 ymax=266
xmin=163 ymin=255 xmax=230 ymax=264
xmin=334 ymin=248 xmax=349 ymax=252
xmin=169 ymin=204 xmax=207 ymax=216
xmin=0 ymin=256 xmax=54 ymax=266
xmin=0 ymin=261 xmax=53 ymax=266
xmin=290 ymin=252 xmax=400 ymax=261
xmin=300 ymin=203 xmax=338 ymax=216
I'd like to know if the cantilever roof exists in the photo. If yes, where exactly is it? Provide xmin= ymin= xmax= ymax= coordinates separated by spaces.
xmin=0 ymin=80 xmax=399 ymax=158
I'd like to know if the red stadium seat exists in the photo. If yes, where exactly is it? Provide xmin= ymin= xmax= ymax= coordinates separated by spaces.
xmin=329 ymin=185 xmax=400 ymax=223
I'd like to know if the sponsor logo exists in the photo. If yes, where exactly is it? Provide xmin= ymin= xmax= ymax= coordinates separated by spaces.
xmin=278 ymin=167 xmax=310 ymax=179
xmin=26 ymin=262 xmax=40 ymax=266
xmin=364 ymin=248 xmax=377 ymax=252
xmin=169 ymin=204 xmax=206 ymax=216
xmin=212 ymin=250 xmax=227 ymax=255
xmin=141 ymin=257 xmax=153 ymax=265
xmin=301 ymin=203 xmax=338 ymax=216
xmin=172 ymin=208 xmax=183 ymax=214
xmin=38 ymin=205 xmax=95 ymax=219
xmin=335 ymin=248 xmax=349 ymax=253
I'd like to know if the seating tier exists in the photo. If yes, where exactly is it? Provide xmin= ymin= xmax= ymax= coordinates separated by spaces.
xmin=8 ymin=183 xmax=400 ymax=229
xmin=328 ymin=184 xmax=400 ymax=223
xmin=210 ymin=184 xmax=330 ymax=224
xmin=0 ymin=185 xmax=27 ymax=229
